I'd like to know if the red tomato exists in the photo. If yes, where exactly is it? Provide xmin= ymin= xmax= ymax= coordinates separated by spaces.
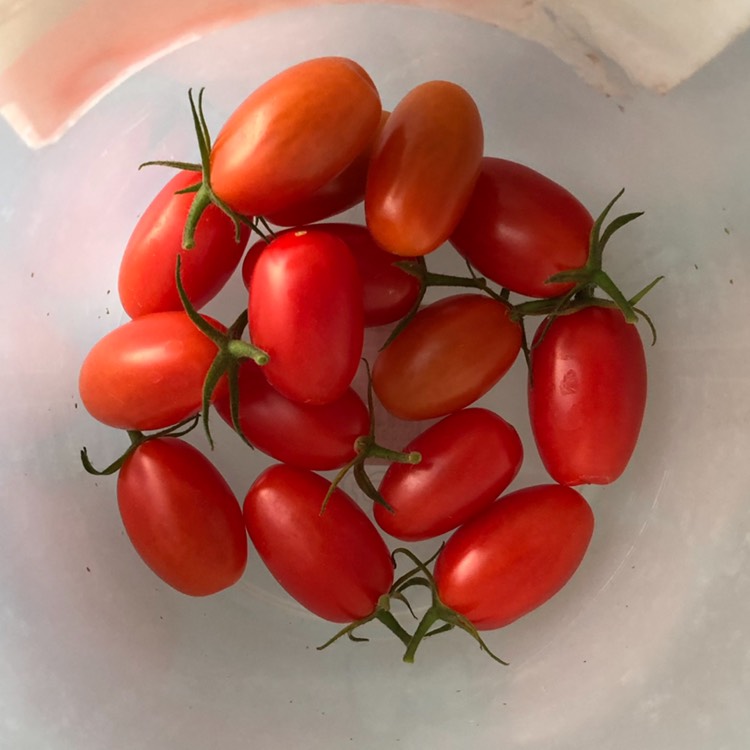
xmin=365 ymin=80 xmax=483 ymax=256
xmin=118 ymin=170 xmax=249 ymax=318
xmin=528 ymin=306 xmax=647 ymax=485
xmin=434 ymin=484 xmax=594 ymax=630
xmin=374 ymin=408 xmax=523 ymax=541
xmin=372 ymin=294 xmax=521 ymax=420
xmin=118 ymin=437 xmax=247 ymax=596
xmin=78 ymin=311 xmax=222 ymax=430
xmin=210 ymin=57 xmax=381 ymax=217
xmin=243 ymin=464 xmax=393 ymax=622
xmin=450 ymin=158 xmax=593 ymax=298
xmin=248 ymin=229 xmax=364 ymax=404
xmin=213 ymin=360 xmax=369 ymax=470
xmin=265 ymin=110 xmax=390 ymax=227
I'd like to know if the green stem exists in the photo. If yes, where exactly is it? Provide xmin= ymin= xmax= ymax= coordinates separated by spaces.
xmin=403 ymin=607 xmax=441 ymax=663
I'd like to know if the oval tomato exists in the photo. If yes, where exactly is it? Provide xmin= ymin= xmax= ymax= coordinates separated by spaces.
xmin=210 ymin=57 xmax=381 ymax=217
xmin=118 ymin=437 xmax=247 ymax=596
xmin=450 ymin=158 xmax=593 ymax=298
xmin=374 ymin=408 xmax=523 ymax=541
xmin=265 ymin=110 xmax=390 ymax=227
xmin=365 ymin=80 xmax=483 ymax=256
xmin=118 ymin=170 xmax=249 ymax=318
xmin=213 ymin=360 xmax=369 ymax=470
xmin=372 ymin=294 xmax=521 ymax=420
xmin=434 ymin=484 xmax=594 ymax=630
xmin=78 ymin=311 xmax=222 ymax=430
xmin=248 ymin=229 xmax=364 ymax=404
xmin=528 ymin=306 xmax=647 ymax=485
xmin=243 ymin=464 xmax=393 ymax=622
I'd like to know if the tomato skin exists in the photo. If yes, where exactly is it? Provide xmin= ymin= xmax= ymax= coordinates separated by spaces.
xmin=365 ymin=80 xmax=483 ymax=256
xmin=434 ymin=484 xmax=594 ymax=630
xmin=248 ymin=229 xmax=364 ymax=405
xmin=372 ymin=294 xmax=521 ymax=420
xmin=78 ymin=311 xmax=222 ymax=431
xmin=529 ymin=307 xmax=647 ymax=485
xmin=117 ymin=438 xmax=247 ymax=596
xmin=450 ymin=158 xmax=593 ymax=298
xmin=213 ymin=360 xmax=369 ymax=470
xmin=210 ymin=57 xmax=381 ymax=217
xmin=374 ymin=408 xmax=523 ymax=541
xmin=243 ymin=465 xmax=394 ymax=622
xmin=118 ymin=171 xmax=249 ymax=318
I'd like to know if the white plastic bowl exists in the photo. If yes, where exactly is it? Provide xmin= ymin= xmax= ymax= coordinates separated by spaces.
xmin=2 ymin=5 xmax=749 ymax=749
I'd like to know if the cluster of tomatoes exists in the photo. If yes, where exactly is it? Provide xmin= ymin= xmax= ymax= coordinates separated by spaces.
xmin=78 ymin=57 xmax=660 ymax=664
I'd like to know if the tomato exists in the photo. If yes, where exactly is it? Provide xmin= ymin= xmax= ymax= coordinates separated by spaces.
xmin=450 ymin=158 xmax=593 ymax=298
xmin=210 ymin=57 xmax=382 ymax=217
xmin=528 ymin=306 xmax=647 ymax=485
xmin=372 ymin=294 xmax=521 ymax=420
xmin=117 ymin=437 xmax=247 ymax=596
xmin=434 ymin=484 xmax=594 ymax=630
xmin=248 ymin=229 xmax=364 ymax=404
xmin=213 ymin=360 xmax=369 ymax=470
xmin=118 ymin=170 xmax=249 ymax=318
xmin=265 ymin=110 xmax=390 ymax=227
xmin=365 ymin=80 xmax=483 ymax=256
xmin=243 ymin=464 xmax=393 ymax=622
xmin=78 ymin=311 xmax=222 ymax=430
xmin=374 ymin=408 xmax=523 ymax=541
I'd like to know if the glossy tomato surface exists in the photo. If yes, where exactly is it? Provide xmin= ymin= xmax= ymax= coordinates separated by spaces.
xmin=248 ymin=229 xmax=364 ymax=404
xmin=372 ymin=294 xmax=521 ymax=420
xmin=213 ymin=360 xmax=369 ymax=470
xmin=375 ymin=408 xmax=523 ymax=541
xmin=117 ymin=438 xmax=247 ymax=596
xmin=434 ymin=484 xmax=594 ymax=630
xmin=210 ymin=57 xmax=381 ymax=217
xmin=450 ymin=158 xmax=593 ymax=298
xmin=78 ymin=311 xmax=222 ymax=430
xmin=529 ymin=306 xmax=647 ymax=485
xmin=243 ymin=464 xmax=393 ymax=622
xmin=365 ymin=80 xmax=483 ymax=256
xmin=118 ymin=170 xmax=249 ymax=318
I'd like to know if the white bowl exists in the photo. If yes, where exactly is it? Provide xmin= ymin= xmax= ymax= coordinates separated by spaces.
xmin=2 ymin=5 xmax=749 ymax=749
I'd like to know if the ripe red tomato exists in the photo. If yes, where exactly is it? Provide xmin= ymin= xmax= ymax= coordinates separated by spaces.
xmin=210 ymin=57 xmax=382 ymax=217
xmin=528 ymin=306 xmax=647 ymax=485
xmin=117 ymin=437 xmax=247 ymax=596
xmin=372 ymin=294 xmax=521 ymax=420
xmin=374 ymin=408 xmax=523 ymax=541
xmin=434 ymin=484 xmax=594 ymax=630
xmin=450 ymin=158 xmax=593 ymax=298
xmin=213 ymin=360 xmax=369 ymax=470
xmin=118 ymin=170 xmax=249 ymax=318
xmin=248 ymin=229 xmax=364 ymax=405
xmin=244 ymin=464 xmax=394 ymax=622
xmin=265 ymin=110 xmax=390 ymax=227
xmin=78 ymin=311 xmax=222 ymax=430
xmin=365 ymin=80 xmax=483 ymax=256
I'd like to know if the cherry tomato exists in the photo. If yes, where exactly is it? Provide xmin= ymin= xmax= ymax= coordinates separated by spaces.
xmin=118 ymin=437 xmax=247 ymax=596
xmin=450 ymin=158 xmax=593 ymax=298
xmin=365 ymin=80 xmax=483 ymax=256
xmin=248 ymin=229 xmax=364 ymax=405
xmin=434 ymin=484 xmax=594 ymax=630
xmin=529 ymin=306 xmax=647 ymax=485
xmin=265 ymin=110 xmax=390 ymax=227
xmin=372 ymin=294 xmax=521 ymax=420
xmin=78 ymin=311 xmax=222 ymax=430
xmin=213 ymin=360 xmax=369 ymax=470
xmin=243 ymin=464 xmax=393 ymax=622
xmin=118 ymin=170 xmax=249 ymax=318
xmin=210 ymin=57 xmax=382 ymax=217
xmin=374 ymin=408 xmax=523 ymax=541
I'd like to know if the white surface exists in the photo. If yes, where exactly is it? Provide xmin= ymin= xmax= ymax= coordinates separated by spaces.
xmin=1 ymin=5 xmax=750 ymax=749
